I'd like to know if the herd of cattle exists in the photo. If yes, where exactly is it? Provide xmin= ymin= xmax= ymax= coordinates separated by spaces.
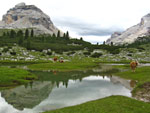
xmin=53 ymin=56 xmax=139 ymax=72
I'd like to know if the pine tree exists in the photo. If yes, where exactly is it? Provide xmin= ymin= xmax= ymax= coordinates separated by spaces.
xmin=31 ymin=29 xmax=34 ymax=37
xmin=63 ymin=33 xmax=66 ymax=38
xmin=80 ymin=37 xmax=83 ymax=41
xmin=111 ymin=42 xmax=113 ymax=46
xmin=66 ymin=31 xmax=69 ymax=39
xmin=27 ymin=37 xmax=31 ymax=49
xmin=18 ymin=36 xmax=23 ymax=45
xmin=10 ymin=30 xmax=16 ymax=38
xmin=17 ymin=30 xmax=23 ymax=37
xmin=103 ymin=41 xmax=106 ymax=45
xmin=2 ymin=32 xmax=6 ymax=37
xmin=25 ymin=29 xmax=29 ymax=39
xmin=52 ymin=33 xmax=56 ymax=38
xmin=57 ymin=30 xmax=60 ymax=38
xmin=6 ymin=32 xmax=10 ymax=37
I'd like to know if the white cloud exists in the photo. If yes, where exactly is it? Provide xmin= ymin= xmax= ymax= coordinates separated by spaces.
xmin=0 ymin=0 xmax=150 ymax=43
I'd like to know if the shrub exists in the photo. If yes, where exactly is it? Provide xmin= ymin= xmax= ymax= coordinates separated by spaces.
xmin=83 ymin=51 xmax=91 ymax=56
xmin=127 ymin=53 xmax=132 ymax=57
xmin=91 ymin=52 xmax=103 ymax=58
xmin=110 ymin=49 xmax=120 ymax=54
xmin=2 ymin=48 xmax=9 ymax=53
xmin=47 ymin=51 xmax=52 ymax=55
xmin=10 ymin=52 xmax=16 ymax=55
xmin=67 ymin=51 xmax=76 ymax=56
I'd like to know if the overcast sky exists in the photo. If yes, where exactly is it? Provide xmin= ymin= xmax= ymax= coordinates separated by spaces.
xmin=0 ymin=0 xmax=150 ymax=43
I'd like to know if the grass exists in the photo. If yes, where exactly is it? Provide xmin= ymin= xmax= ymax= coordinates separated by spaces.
xmin=28 ymin=57 xmax=99 ymax=71
xmin=0 ymin=60 xmax=48 ymax=65
xmin=0 ymin=67 xmax=37 ymax=88
xmin=115 ymin=66 xmax=150 ymax=83
xmin=44 ymin=96 xmax=150 ymax=113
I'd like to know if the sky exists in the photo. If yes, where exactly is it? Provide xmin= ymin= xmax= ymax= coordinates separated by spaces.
xmin=0 ymin=0 xmax=150 ymax=43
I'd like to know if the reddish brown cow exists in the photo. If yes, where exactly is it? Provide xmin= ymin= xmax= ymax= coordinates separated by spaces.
xmin=130 ymin=61 xmax=138 ymax=72
xmin=53 ymin=57 xmax=58 ymax=62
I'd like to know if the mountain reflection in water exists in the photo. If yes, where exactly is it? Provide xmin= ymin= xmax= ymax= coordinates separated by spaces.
xmin=0 ymin=68 xmax=132 ymax=113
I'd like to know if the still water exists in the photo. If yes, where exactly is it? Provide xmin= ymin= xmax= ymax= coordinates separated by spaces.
xmin=0 ymin=69 xmax=132 ymax=113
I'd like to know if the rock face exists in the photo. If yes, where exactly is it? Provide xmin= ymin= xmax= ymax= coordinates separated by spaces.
xmin=106 ymin=13 xmax=150 ymax=45
xmin=0 ymin=2 xmax=60 ymax=35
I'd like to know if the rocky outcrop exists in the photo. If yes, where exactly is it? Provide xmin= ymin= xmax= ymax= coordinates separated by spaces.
xmin=0 ymin=2 xmax=60 ymax=35
xmin=106 ymin=13 xmax=150 ymax=45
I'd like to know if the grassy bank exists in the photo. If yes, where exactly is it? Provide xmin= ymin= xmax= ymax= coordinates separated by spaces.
xmin=113 ymin=65 xmax=150 ymax=100
xmin=115 ymin=66 xmax=150 ymax=83
xmin=0 ymin=67 xmax=37 ymax=89
xmin=0 ymin=60 xmax=48 ymax=65
xmin=44 ymin=96 xmax=150 ymax=113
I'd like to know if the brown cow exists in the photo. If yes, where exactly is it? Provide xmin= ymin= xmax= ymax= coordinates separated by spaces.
xmin=130 ymin=61 xmax=138 ymax=72
xmin=53 ymin=57 xmax=58 ymax=62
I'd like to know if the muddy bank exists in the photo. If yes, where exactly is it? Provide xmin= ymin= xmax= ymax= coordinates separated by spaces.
xmin=133 ymin=82 xmax=150 ymax=102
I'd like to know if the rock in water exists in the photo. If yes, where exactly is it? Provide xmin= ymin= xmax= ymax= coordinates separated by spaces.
xmin=0 ymin=2 xmax=60 ymax=35
xmin=106 ymin=13 xmax=150 ymax=45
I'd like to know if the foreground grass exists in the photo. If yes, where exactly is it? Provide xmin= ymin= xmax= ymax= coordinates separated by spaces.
xmin=0 ymin=67 xmax=37 ymax=88
xmin=44 ymin=96 xmax=150 ymax=113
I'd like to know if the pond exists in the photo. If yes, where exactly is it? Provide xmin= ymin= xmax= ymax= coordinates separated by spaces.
xmin=0 ymin=67 xmax=133 ymax=113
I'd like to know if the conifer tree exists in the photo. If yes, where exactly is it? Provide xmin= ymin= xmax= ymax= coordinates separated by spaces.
xmin=66 ymin=31 xmax=69 ymax=39
xmin=18 ymin=36 xmax=23 ymax=45
xmin=63 ymin=33 xmax=66 ymax=38
xmin=10 ymin=30 xmax=16 ymax=38
xmin=25 ymin=29 xmax=29 ymax=39
xmin=2 ymin=32 xmax=6 ymax=37
xmin=31 ymin=29 xmax=34 ymax=37
xmin=57 ymin=30 xmax=60 ymax=38
xmin=27 ymin=37 xmax=31 ymax=49
xmin=80 ymin=37 xmax=83 ymax=41
xmin=17 ymin=30 xmax=23 ymax=37
xmin=52 ymin=33 xmax=56 ymax=38
xmin=103 ymin=41 xmax=106 ymax=45
xmin=111 ymin=42 xmax=114 ymax=46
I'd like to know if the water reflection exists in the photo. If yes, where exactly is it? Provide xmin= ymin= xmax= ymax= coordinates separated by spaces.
xmin=1 ymin=81 xmax=54 ymax=110
xmin=0 ymin=69 xmax=132 ymax=113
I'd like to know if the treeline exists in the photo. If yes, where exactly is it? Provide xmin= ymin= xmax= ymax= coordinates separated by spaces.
xmin=0 ymin=29 xmax=91 ymax=53
xmin=0 ymin=28 xmax=132 ymax=54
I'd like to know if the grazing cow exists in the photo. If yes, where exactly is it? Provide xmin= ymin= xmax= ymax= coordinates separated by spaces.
xmin=53 ymin=57 xmax=58 ymax=62
xmin=130 ymin=60 xmax=138 ymax=72
xmin=59 ymin=57 xmax=64 ymax=63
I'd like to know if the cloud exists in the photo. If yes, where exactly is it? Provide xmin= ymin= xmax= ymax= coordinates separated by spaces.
xmin=53 ymin=17 xmax=124 ymax=36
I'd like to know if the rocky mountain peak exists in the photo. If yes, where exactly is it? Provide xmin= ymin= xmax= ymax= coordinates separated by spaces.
xmin=15 ymin=2 xmax=26 ymax=7
xmin=106 ymin=13 xmax=150 ymax=45
xmin=0 ymin=3 xmax=60 ymax=35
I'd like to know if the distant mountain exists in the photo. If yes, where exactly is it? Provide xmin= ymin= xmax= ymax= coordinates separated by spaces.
xmin=106 ymin=13 xmax=150 ymax=45
xmin=0 ymin=2 xmax=61 ymax=35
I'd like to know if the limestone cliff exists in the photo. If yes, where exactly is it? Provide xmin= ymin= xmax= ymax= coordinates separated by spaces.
xmin=106 ymin=13 xmax=150 ymax=45
xmin=0 ymin=2 xmax=60 ymax=35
